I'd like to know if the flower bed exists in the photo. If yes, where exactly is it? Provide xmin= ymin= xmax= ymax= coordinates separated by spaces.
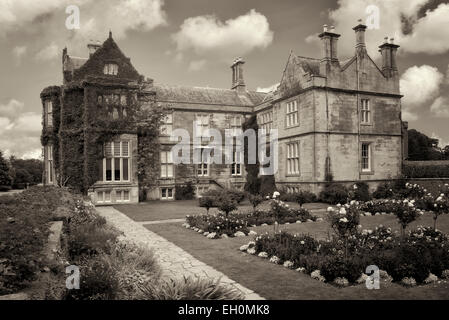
xmin=239 ymin=201 xmax=448 ymax=287
xmin=184 ymin=207 xmax=318 ymax=240
xmin=241 ymin=226 xmax=449 ymax=287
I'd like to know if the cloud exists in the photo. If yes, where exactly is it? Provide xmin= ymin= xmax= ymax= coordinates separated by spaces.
xmin=12 ymin=45 xmax=27 ymax=64
xmin=172 ymin=9 xmax=273 ymax=61
xmin=35 ymin=42 xmax=59 ymax=61
xmin=430 ymin=96 xmax=449 ymax=118
xmin=400 ymin=3 xmax=449 ymax=54
xmin=402 ymin=110 xmax=418 ymax=122
xmin=400 ymin=65 xmax=444 ymax=120
xmin=0 ymin=99 xmax=42 ymax=159
xmin=256 ymin=83 xmax=279 ymax=93
xmin=0 ymin=99 xmax=25 ymax=118
xmin=1 ymin=0 xmax=167 ymax=57
xmin=188 ymin=60 xmax=206 ymax=72
xmin=309 ymin=0 xmax=449 ymax=58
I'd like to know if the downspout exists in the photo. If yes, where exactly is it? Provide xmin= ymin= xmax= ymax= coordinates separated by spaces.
xmin=356 ymin=54 xmax=361 ymax=181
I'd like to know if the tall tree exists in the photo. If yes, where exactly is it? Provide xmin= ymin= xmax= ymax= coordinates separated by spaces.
xmin=408 ymin=129 xmax=444 ymax=161
xmin=0 ymin=151 xmax=12 ymax=188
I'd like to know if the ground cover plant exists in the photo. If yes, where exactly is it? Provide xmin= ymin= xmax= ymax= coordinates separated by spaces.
xmin=0 ymin=186 xmax=75 ymax=295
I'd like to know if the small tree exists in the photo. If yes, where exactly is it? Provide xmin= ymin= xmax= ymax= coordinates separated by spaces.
xmin=0 ymin=151 xmax=12 ymax=190
xmin=432 ymin=193 xmax=449 ymax=229
xmin=392 ymin=199 xmax=423 ymax=236
xmin=218 ymin=194 xmax=237 ymax=218
xmin=199 ymin=197 xmax=214 ymax=215
xmin=248 ymin=193 xmax=264 ymax=214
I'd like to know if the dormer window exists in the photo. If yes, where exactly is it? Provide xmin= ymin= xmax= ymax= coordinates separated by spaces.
xmin=104 ymin=63 xmax=118 ymax=75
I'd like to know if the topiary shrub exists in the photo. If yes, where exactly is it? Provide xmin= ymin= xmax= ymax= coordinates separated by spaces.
xmin=351 ymin=182 xmax=372 ymax=202
xmin=319 ymin=184 xmax=349 ymax=205
xmin=175 ymin=182 xmax=195 ymax=200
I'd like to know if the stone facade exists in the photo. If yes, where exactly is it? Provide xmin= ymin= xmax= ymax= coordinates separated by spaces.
xmin=41 ymin=23 xmax=406 ymax=204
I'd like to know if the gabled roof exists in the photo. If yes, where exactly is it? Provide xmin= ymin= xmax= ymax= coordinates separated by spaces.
xmin=295 ymin=55 xmax=320 ymax=75
xmin=153 ymin=84 xmax=266 ymax=107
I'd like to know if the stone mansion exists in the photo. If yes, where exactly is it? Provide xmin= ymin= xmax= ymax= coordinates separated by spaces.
xmin=41 ymin=22 xmax=407 ymax=204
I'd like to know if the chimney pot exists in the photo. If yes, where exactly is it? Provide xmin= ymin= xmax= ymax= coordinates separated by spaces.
xmin=323 ymin=24 xmax=328 ymax=32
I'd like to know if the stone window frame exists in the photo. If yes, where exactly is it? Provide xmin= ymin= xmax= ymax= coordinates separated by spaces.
xmin=161 ymin=187 xmax=174 ymax=200
xmin=160 ymin=113 xmax=173 ymax=136
xmin=97 ymin=190 xmax=112 ymax=204
xmin=285 ymin=100 xmax=299 ymax=128
xmin=116 ymin=189 xmax=131 ymax=203
xmin=45 ymin=100 xmax=53 ymax=127
xmin=195 ymin=113 xmax=210 ymax=137
xmin=102 ymin=140 xmax=131 ymax=182
xmin=231 ymin=150 xmax=242 ymax=176
xmin=160 ymin=150 xmax=174 ymax=178
xmin=286 ymin=141 xmax=300 ymax=176
xmin=360 ymin=98 xmax=372 ymax=125
xmin=46 ymin=144 xmax=54 ymax=184
xmin=196 ymin=147 xmax=210 ymax=177
xmin=360 ymin=141 xmax=374 ymax=174
xmin=230 ymin=115 xmax=242 ymax=136
xmin=103 ymin=63 xmax=118 ymax=75
xmin=259 ymin=110 xmax=273 ymax=132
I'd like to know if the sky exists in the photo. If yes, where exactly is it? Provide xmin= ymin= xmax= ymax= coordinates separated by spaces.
xmin=0 ymin=0 xmax=448 ymax=159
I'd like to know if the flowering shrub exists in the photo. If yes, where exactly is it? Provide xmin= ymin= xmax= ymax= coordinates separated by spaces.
xmin=326 ymin=203 xmax=361 ymax=239
xmin=349 ymin=182 xmax=371 ymax=202
xmin=241 ymin=224 xmax=449 ymax=286
xmin=185 ymin=214 xmax=249 ymax=239
xmin=279 ymin=190 xmax=317 ymax=206
xmin=391 ymin=199 xmax=423 ymax=235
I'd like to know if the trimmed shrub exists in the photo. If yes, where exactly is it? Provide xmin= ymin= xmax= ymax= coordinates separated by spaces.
xmin=319 ymin=184 xmax=349 ymax=205
xmin=351 ymin=182 xmax=371 ymax=202
xmin=373 ymin=182 xmax=395 ymax=199
xmin=175 ymin=182 xmax=195 ymax=200
xmin=403 ymin=163 xmax=449 ymax=178
xmin=280 ymin=190 xmax=317 ymax=206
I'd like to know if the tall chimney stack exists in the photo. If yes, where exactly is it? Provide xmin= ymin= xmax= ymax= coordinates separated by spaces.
xmin=318 ymin=24 xmax=340 ymax=75
xmin=231 ymin=57 xmax=246 ymax=94
xmin=353 ymin=19 xmax=367 ymax=53
xmin=379 ymin=37 xmax=399 ymax=78
xmin=87 ymin=40 xmax=101 ymax=57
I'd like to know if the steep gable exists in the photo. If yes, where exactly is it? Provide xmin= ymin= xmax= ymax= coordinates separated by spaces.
xmin=278 ymin=52 xmax=318 ymax=97
xmin=73 ymin=33 xmax=142 ymax=82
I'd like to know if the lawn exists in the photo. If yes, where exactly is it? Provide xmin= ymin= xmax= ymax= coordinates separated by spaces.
xmin=115 ymin=199 xmax=329 ymax=222
xmin=141 ymin=212 xmax=449 ymax=300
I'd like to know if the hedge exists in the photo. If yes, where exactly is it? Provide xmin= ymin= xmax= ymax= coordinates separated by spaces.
xmin=403 ymin=162 xmax=449 ymax=178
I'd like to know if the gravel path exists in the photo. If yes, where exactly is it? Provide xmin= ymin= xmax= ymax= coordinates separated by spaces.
xmin=96 ymin=206 xmax=264 ymax=300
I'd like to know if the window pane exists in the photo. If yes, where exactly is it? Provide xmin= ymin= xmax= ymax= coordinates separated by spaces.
xmin=160 ymin=151 xmax=167 ymax=164
xmin=106 ymin=159 xmax=112 ymax=181
xmin=162 ymin=188 xmax=166 ymax=198
xmin=122 ymin=141 xmax=129 ymax=157
xmin=167 ymin=164 xmax=173 ymax=177
xmin=114 ymin=142 xmax=121 ymax=156
xmin=123 ymin=158 xmax=129 ymax=180
xmin=123 ymin=191 xmax=129 ymax=200
xmin=161 ymin=165 xmax=167 ymax=177
xmin=105 ymin=143 xmax=112 ymax=157
xmin=114 ymin=158 xmax=121 ymax=181
xmin=168 ymin=188 xmax=173 ymax=198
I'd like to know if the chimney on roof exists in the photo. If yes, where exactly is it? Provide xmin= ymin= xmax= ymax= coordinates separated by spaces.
xmin=87 ymin=40 xmax=101 ymax=57
xmin=353 ymin=19 xmax=367 ymax=53
xmin=231 ymin=57 xmax=246 ymax=94
xmin=318 ymin=24 xmax=340 ymax=63
xmin=378 ymin=36 xmax=400 ymax=78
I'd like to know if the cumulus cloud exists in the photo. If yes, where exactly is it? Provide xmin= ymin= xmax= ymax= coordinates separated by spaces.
xmin=35 ymin=42 xmax=59 ymax=61
xmin=400 ymin=65 xmax=444 ymax=120
xmin=172 ymin=9 xmax=273 ymax=61
xmin=0 ymin=0 xmax=167 ymax=58
xmin=0 ymin=99 xmax=42 ymax=159
xmin=400 ymin=3 xmax=449 ymax=54
xmin=430 ymin=96 xmax=449 ymax=118
xmin=309 ymin=0 xmax=449 ymax=58
xmin=256 ymin=83 xmax=280 ymax=93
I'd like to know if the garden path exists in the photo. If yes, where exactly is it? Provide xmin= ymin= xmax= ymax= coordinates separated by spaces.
xmin=96 ymin=206 xmax=264 ymax=300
